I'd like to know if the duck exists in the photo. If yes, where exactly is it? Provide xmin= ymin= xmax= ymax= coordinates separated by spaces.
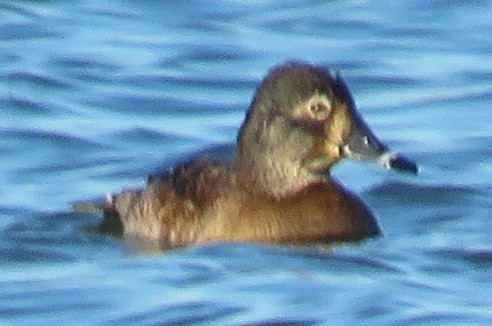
xmin=74 ymin=61 xmax=417 ymax=249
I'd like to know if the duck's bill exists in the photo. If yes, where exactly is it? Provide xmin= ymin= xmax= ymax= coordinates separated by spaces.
xmin=375 ymin=152 xmax=418 ymax=175
xmin=343 ymin=145 xmax=418 ymax=175
xmin=334 ymin=74 xmax=418 ymax=175
xmin=341 ymin=109 xmax=418 ymax=175
xmin=343 ymin=139 xmax=418 ymax=175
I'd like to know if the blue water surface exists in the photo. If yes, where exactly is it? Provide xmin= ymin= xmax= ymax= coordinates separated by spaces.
xmin=0 ymin=0 xmax=491 ymax=325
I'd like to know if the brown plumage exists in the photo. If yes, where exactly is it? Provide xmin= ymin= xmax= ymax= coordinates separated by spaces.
xmin=74 ymin=61 xmax=417 ymax=249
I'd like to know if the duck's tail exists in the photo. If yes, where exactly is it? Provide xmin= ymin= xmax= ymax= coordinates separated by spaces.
xmin=72 ymin=193 xmax=115 ymax=213
xmin=71 ymin=193 xmax=123 ymax=236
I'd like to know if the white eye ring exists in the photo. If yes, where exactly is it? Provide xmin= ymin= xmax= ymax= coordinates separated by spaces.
xmin=307 ymin=95 xmax=331 ymax=119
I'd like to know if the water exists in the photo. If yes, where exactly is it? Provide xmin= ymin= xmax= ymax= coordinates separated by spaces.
xmin=1 ymin=0 xmax=491 ymax=324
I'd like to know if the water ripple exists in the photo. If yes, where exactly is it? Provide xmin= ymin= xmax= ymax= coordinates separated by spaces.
xmin=0 ymin=23 xmax=58 ymax=41
xmin=366 ymin=181 xmax=483 ymax=206
xmin=4 ymin=71 xmax=74 ymax=90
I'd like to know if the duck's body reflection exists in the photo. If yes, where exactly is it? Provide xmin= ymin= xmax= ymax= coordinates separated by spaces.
xmin=75 ymin=62 xmax=417 ymax=250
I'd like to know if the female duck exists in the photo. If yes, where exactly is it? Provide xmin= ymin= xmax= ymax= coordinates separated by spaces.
xmin=76 ymin=62 xmax=417 ymax=249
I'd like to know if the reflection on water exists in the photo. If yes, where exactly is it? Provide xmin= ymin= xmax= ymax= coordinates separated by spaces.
xmin=0 ymin=0 xmax=491 ymax=324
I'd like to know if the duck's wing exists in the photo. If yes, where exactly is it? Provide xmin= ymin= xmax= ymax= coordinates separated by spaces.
xmin=72 ymin=159 xmax=234 ymax=247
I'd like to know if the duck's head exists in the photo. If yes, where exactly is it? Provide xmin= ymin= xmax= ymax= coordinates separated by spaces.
xmin=235 ymin=62 xmax=417 ymax=198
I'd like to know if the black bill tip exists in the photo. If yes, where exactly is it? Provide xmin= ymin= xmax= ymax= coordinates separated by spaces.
xmin=389 ymin=155 xmax=418 ymax=175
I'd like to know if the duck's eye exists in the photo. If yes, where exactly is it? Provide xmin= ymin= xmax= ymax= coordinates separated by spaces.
xmin=308 ymin=100 xmax=331 ymax=120
xmin=291 ymin=95 xmax=331 ymax=121
xmin=310 ymin=102 xmax=327 ymax=113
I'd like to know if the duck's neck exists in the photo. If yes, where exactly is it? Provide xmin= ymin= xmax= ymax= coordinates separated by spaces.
xmin=233 ymin=110 xmax=325 ymax=199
